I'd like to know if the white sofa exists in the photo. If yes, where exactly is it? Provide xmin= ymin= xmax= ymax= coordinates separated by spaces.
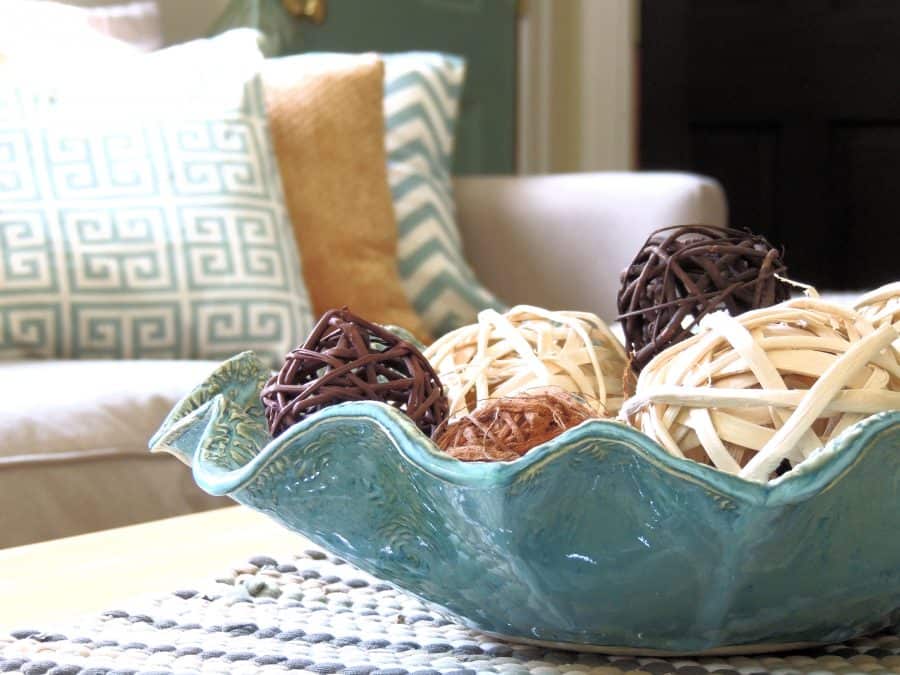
xmin=0 ymin=171 xmax=728 ymax=548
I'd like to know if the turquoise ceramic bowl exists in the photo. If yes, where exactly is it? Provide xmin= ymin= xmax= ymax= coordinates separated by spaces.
xmin=150 ymin=351 xmax=900 ymax=655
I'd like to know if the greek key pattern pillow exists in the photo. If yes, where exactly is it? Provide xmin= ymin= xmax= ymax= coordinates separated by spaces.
xmin=382 ymin=53 xmax=506 ymax=336
xmin=0 ymin=73 xmax=313 ymax=363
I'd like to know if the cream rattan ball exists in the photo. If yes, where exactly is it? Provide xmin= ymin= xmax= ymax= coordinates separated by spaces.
xmin=424 ymin=305 xmax=628 ymax=419
xmin=621 ymin=298 xmax=900 ymax=482
xmin=855 ymin=281 xmax=900 ymax=354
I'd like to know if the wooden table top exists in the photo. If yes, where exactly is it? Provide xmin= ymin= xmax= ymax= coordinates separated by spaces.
xmin=0 ymin=507 xmax=309 ymax=630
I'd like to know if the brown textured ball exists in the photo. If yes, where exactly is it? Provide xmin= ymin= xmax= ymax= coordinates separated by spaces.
xmin=433 ymin=388 xmax=597 ymax=462
xmin=617 ymin=225 xmax=790 ymax=373
xmin=260 ymin=308 xmax=449 ymax=438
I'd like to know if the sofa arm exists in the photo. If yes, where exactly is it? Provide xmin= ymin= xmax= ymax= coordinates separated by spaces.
xmin=453 ymin=172 xmax=728 ymax=323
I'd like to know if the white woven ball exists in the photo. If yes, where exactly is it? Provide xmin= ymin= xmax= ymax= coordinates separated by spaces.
xmin=424 ymin=305 xmax=628 ymax=419
xmin=855 ymin=281 xmax=900 ymax=355
xmin=621 ymin=298 xmax=900 ymax=482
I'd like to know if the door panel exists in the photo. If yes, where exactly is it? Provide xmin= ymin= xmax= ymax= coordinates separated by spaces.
xmin=641 ymin=0 xmax=900 ymax=289
xmin=830 ymin=124 xmax=900 ymax=288
xmin=690 ymin=125 xmax=780 ymax=243
xmin=214 ymin=0 xmax=517 ymax=174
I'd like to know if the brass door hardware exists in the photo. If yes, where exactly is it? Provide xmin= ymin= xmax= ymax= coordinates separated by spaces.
xmin=282 ymin=0 xmax=327 ymax=24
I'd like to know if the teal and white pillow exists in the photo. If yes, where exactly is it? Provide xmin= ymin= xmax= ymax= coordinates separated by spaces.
xmin=382 ymin=53 xmax=505 ymax=336
xmin=0 ymin=31 xmax=313 ymax=363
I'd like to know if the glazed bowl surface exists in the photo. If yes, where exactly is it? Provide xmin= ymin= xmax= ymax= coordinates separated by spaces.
xmin=149 ymin=352 xmax=900 ymax=655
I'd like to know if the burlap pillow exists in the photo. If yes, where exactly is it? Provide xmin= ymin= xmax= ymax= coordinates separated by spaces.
xmin=264 ymin=54 xmax=430 ymax=343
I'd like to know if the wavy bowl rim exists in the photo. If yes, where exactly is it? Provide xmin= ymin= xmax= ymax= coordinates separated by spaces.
xmin=150 ymin=351 xmax=900 ymax=505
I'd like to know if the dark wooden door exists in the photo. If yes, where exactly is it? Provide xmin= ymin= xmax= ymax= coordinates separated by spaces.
xmin=641 ymin=0 xmax=900 ymax=290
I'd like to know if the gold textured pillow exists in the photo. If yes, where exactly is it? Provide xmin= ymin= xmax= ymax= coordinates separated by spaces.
xmin=264 ymin=54 xmax=431 ymax=343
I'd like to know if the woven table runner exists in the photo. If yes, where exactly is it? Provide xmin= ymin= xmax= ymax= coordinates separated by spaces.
xmin=2 ymin=545 xmax=899 ymax=675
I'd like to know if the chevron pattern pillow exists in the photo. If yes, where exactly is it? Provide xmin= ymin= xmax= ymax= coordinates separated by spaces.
xmin=382 ymin=53 xmax=506 ymax=336
xmin=0 ymin=34 xmax=313 ymax=363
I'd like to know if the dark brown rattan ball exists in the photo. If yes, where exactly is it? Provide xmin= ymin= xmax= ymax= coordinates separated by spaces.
xmin=261 ymin=308 xmax=449 ymax=438
xmin=617 ymin=225 xmax=790 ymax=373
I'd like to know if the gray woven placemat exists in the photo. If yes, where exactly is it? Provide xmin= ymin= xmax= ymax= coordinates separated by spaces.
xmin=2 ymin=544 xmax=899 ymax=675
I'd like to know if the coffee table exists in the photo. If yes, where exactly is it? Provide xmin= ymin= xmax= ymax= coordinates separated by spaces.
xmin=2 ymin=507 xmax=899 ymax=675
xmin=0 ymin=506 xmax=304 ymax=629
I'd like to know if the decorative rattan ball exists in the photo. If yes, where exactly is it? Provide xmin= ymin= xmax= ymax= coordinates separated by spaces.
xmin=434 ymin=388 xmax=598 ymax=462
xmin=621 ymin=298 xmax=900 ymax=483
xmin=855 ymin=281 xmax=900 ymax=356
xmin=261 ymin=308 xmax=449 ymax=438
xmin=617 ymin=225 xmax=791 ymax=373
xmin=424 ymin=305 xmax=628 ymax=419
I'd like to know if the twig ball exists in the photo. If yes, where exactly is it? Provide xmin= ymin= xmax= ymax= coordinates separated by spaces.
xmin=424 ymin=305 xmax=628 ymax=419
xmin=261 ymin=308 xmax=449 ymax=438
xmin=621 ymin=298 xmax=900 ymax=482
xmin=855 ymin=281 xmax=900 ymax=358
xmin=434 ymin=388 xmax=598 ymax=462
xmin=617 ymin=225 xmax=791 ymax=373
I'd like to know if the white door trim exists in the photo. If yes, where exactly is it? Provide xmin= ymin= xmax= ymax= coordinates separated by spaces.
xmin=517 ymin=0 xmax=636 ymax=174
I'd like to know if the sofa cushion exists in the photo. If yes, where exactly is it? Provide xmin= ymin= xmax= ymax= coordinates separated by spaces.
xmin=0 ymin=360 xmax=219 ymax=461
xmin=383 ymin=52 xmax=506 ymax=336
xmin=0 ymin=0 xmax=153 ymax=72
xmin=83 ymin=1 xmax=164 ymax=52
xmin=0 ymin=30 xmax=314 ymax=364
xmin=263 ymin=53 xmax=430 ymax=342
xmin=0 ymin=359 xmax=232 ymax=547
